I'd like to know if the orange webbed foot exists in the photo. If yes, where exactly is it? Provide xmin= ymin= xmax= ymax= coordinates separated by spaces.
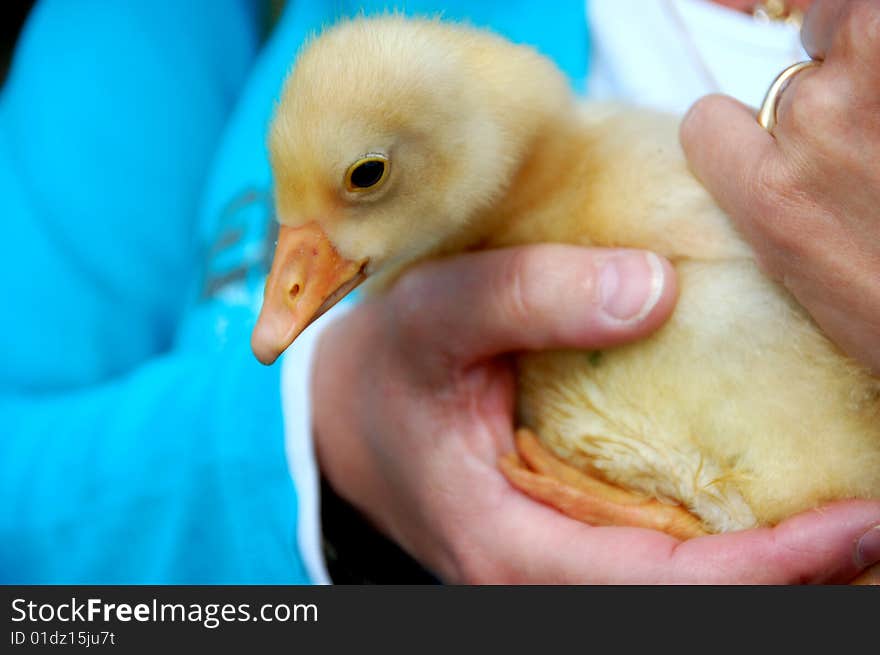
xmin=499 ymin=428 xmax=708 ymax=541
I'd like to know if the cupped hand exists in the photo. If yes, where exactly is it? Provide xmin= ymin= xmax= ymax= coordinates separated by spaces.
xmin=312 ymin=245 xmax=880 ymax=583
xmin=681 ymin=0 xmax=880 ymax=373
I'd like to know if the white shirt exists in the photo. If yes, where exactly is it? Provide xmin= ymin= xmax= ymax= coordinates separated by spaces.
xmin=588 ymin=0 xmax=807 ymax=113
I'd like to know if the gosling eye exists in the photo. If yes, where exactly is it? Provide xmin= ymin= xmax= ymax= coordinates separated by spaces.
xmin=345 ymin=154 xmax=389 ymax=192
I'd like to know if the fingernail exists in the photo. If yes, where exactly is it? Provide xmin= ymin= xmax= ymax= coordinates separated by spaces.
xmin=856 ymin=525 xmax=880 ymax=568
xmin=599 ymin=252 xmax=666 ymax=324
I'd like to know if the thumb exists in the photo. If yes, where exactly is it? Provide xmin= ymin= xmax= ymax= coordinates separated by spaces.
xmin=385 ymin=245 xmax=678 ymax=368
xmin=680 ymin=94 xmax=777 ymax=221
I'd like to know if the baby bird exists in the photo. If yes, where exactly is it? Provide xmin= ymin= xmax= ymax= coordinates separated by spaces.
xmin=252 ymin=16 xmax=880 ymax=538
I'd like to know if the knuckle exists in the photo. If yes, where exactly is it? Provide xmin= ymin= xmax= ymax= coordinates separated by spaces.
xmin=752 ymin=162 xmax=793 ymax=212
xmin=783 ymin=74 xmax=841 ymax=136
xmin=748 ymin=165 xmax=812 ymax=263
xmin=386 ymin=266 xmax=437 ymax=344
xmin=495 ymin=247 xmax=542 ymax=327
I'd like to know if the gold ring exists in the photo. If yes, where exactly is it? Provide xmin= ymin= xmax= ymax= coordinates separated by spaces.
xmin=757 ymin=60 xmax=821 ymax=133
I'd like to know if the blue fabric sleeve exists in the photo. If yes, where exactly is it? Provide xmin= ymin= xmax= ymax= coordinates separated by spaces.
xmin=0 ymin=0 xmax=311 ymax=583
xmin=0 ymin=0 xmax=261 ymax=391
xmin=0 ymin=342 xmax=307 ymax=584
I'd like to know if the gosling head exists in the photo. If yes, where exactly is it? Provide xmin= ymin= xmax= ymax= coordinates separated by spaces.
xmin=251 ymin=16 xmax=572 ymax=364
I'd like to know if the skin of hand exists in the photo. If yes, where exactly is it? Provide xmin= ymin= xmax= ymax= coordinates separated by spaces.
xmin=680 ymin=0 xmax=880 ymax=373
xmin=312 ymin=245 xmax=880 ymax=583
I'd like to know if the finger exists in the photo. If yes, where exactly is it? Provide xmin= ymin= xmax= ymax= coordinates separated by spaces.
xmin=803 ymin=0 xmax=880 ymax=84
xmin=801 ymin=0 xmax=848 ymax=59
xmin=680 ymin=94 xmax=778 ymax=223
xmin=385 ymin=245 xmax=677 ymax=367
xmin=680 ymin=94 xmax=791 ymax=261
xmin=477 ymin=491 xmax=880 ymax=584
xmin=668 ymin=500 xmax=880 ymax=584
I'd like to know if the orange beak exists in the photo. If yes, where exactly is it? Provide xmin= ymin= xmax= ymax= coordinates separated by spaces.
xmin=251 ymin=221 xmax=367 ymax=365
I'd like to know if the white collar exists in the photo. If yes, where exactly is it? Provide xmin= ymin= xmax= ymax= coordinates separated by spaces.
xmin=587 ymin=0 xmax=807 ymax=114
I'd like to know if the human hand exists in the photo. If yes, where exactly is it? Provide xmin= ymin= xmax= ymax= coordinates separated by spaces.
xmin=312 ymin=245 xmax=880 ymax=583
xmin=681 ymin=0 xmax=880 ymax=373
